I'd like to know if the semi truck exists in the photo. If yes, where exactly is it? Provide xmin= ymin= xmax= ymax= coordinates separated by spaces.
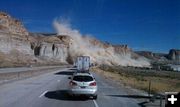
xmin=75 ymin=56 xmax=90 ymax=72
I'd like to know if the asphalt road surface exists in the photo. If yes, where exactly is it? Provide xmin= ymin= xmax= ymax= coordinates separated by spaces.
xmin=0 ymin=67 xmax=141 ymax=107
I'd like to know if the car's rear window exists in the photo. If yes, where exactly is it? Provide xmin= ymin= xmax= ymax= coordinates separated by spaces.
xmin=73 ymin=76 xmax=93 ymax=82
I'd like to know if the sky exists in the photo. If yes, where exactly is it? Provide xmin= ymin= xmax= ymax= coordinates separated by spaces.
xmin=0 ymin=0 xmax=179 ymax=53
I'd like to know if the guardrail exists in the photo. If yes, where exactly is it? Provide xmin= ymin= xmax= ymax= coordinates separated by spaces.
xmin=149 ymin=93 xmax=165 ymax=107
xmin=0 ymin=66 xmax=66 ymax=85
xmin=147 ymin=80 xmax=165 ymax=107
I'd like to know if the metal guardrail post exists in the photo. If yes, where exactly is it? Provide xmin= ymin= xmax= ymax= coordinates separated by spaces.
xmin=160 ymin=95 xmax=162 ymax=107
xmin=148 ymin=80 xmax=151 ymax=97
xmin=18 ymin=72 xmax=20 ymax=79
xmin=31 ymin=71 xmax=32 ymax=76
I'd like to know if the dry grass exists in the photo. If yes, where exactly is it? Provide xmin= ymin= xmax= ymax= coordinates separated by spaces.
xmin=92 ymin=66 xmax=180 ymax=94
xmin=0 ymin=50 xmax=67 ymax=68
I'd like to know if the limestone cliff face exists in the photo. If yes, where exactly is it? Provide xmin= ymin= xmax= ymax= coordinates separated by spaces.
xmin=40 ymin=42 xmax=67 ymax=62
xmin=29 ymin=33 xmax=68 ymax=63
xmin=84 ymin=37 xmax=132 ymax=55
xmin=0 ymin=12 xmax=68 ymax=66
xmin=0 ymin=12 xmax=32 ymax=55
xmin=0 ymin=33 xmax=33 ymax=55
xmin=0 ymin=12 xmax=150 ymax=67
xmin=113 ymin=45 xmax=132 ymax=55
xmin=0 ymin=12 xmax=28 ymax=36
xmin=0 ymin=33 xmax=69 ymax=65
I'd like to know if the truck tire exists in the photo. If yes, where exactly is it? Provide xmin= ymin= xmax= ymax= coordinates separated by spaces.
xmin=93 ymin=95 xmax=97 ymax=100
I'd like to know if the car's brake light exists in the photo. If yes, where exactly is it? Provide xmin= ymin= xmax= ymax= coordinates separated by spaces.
xmin=89 ymin=82 xmax=96 ymax=86
xmin=69 ymin=81 xmax=77 ymax=86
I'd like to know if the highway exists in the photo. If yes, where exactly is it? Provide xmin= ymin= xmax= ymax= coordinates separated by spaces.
xmin=0 ymin=67 xmax=141 ymax=107
xmin=0 ymin=66 xmax=64 ymax=73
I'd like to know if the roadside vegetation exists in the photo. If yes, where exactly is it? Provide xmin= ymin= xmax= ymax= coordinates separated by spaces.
xmin=93 ymin=65 xmax=180 ymax=94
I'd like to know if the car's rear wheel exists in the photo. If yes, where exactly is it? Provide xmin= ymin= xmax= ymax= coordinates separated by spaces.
xmin=93 ymin=95 xmax=97 ymax=100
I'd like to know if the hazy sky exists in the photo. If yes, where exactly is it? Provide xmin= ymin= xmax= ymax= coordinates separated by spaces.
xmin=0 ymin=0 xmax=179 ymax=53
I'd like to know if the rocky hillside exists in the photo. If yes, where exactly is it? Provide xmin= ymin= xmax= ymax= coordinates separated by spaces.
xmin=0 ymin=12 xmax=69 ymax=67
xmin=136 ymin=49 xmax=180 ymax=64
xmin=168 ymin=49 xmax=180 ymax=61
xmin=0 ymin=12 xmax=28 ymax=36
xmin=29 ymin=33 xmax=68 ymax=63
xmin=0 ymin=12 xmax=150 ymax=67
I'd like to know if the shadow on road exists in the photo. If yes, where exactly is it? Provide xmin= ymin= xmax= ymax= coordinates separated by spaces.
xmin=45 ymin=90 xmax=89 ymax=101
xmin=107 ymin=94 xmax=164 ymax=107
xmin=107 ymin=94 xmax=151 ymax=99
xmin=68 ymin=68 xmax=77 ymax=70
xmin=54 ymin=71 xmax=75 ymax=75
xmin=138 ymin=101 xmax=149 ymax=107
xmin=107 ymin=95 xmax=151 ymax=107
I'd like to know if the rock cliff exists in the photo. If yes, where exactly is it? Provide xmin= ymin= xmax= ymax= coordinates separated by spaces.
xmin=29 ymin=33 xmax=68 ymax=63
xmin=0 ymin=12 xmax=151 ymax=67
xmin=0 ymin=12 xmax=28 ymax=36
xmin=0 ymin=12 xmax=68 ymax=67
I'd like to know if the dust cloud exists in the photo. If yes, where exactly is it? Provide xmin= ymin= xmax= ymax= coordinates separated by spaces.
xmin=53 ymin=20 xmax=150 ymax=67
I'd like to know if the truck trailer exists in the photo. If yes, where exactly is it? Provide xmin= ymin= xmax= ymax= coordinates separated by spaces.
xmin=75 ymin=56 xmax=90 ymax=72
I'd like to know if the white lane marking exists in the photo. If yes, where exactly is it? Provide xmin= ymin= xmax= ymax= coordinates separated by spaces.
xmin=93 ymin=100 xmax=99 ymax=107
xmin=57 ymin=80 xmax=61 ymax=82
xmin=39 ymin=90 xmax=48 ymax=98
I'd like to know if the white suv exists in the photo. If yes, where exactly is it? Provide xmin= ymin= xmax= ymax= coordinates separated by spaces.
xmin=68 ymin=73 xmax=97 ymax=99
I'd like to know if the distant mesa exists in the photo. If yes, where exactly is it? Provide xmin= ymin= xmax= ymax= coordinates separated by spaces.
xmin=136 ymin=49 xmax=180 ymax=63
xmin=168 ymin=49 xmax=180 ymax=61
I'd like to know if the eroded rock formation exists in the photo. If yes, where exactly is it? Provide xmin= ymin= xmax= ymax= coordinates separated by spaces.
xmin=0 ymin=12 xmax=69 ymax=66
xmin=0 ymin=12 xmax=28 ymax=36
xmin=168 ymin=49 xmax=180 ymax=61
